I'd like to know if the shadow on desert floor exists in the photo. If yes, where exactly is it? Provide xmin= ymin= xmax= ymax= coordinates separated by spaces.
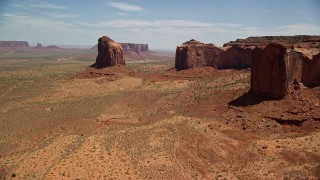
xmin=229 ymin=92 xmax=273 ymax=107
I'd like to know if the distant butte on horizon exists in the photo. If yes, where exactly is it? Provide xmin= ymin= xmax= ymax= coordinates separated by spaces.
xmin=1 ymin=35 xmax=320 ymax=49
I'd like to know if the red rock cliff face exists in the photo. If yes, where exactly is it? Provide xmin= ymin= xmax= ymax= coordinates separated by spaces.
xmin=95 ymin=36 xmax=125 ymax=67
xmin=219 ymin=46 xmax=253 ymax=69
xmin=251 ymin=43 xmax=320 ymax=99
xmin=222 ymin=35 xmax=320 ymax=70
xmin=286 ymin=50 xmax=305 ymax=83
xmin=251 ymin=44 xmax=288 ymax=99
xmin=175 ymin=40 xmax=223 ymax=70
xmin=175 ymin=39 xmax=254 ymax=70
xmin=302 ymin=53 xmax=320 ymax=87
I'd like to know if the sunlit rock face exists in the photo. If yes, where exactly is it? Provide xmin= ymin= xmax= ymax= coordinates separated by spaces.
xmin=175 ymin=39 xmax=223 ymax=70
xmin=95 ymin=36 xmax=125 ymax=67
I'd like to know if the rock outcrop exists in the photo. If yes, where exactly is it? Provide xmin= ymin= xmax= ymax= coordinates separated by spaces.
xmin=92 ymin=43 xmax=149 ymax=52
xmin=219 ymin=46 xmax=253 ymax=69
xmin=0 ymin=41 xmax=29 ymax=48
xmin=119 ymin=43 xmax=149 ymax=52
xmin=173 ymin=37 xmax=320 ymax=99
xmin=175 ymin=39 xmax=254 ymax=70
xmin=251 ymin=44 xmax=288 ymax=99
xmin=251 ymin=43 xmax=320 ymax=99
xmin=92 ymin=42 xmax=151 ymax=60
xmin=94 ymin=36 xmax=124 ymax=68
xmin=301 ymin=53 xmax=320 ymax=87
xmin=36 ymin=43 xmax=42 ymax=47
xmin=33 ymin=43 xmax=61 ymax=49
xmin=175 ymin=39 xmax=223 ymax=70
xmin=218 ymin=36 xmax=320 ymax=70
xmin=224 ymin=35 xmax=320 ymax=48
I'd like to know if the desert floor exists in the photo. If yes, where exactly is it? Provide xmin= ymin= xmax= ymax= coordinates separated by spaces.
xmin=0 ymin=49 xmax=319 ymax=179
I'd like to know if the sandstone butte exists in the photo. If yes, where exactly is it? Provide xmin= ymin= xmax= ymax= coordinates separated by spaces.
xmin=94 ymin=36 xmax=125 ymax=68
xmin=175 ymin=39 xmax=253 ymax=70
xmin=175 ymin=39 xmax=223 ymax=70
xmin=175 ymin=36 xmax=320 ymax=99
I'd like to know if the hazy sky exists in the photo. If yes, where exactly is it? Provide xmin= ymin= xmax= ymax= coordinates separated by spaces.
xmin=0 ymin=0 xmax=319 ymax=49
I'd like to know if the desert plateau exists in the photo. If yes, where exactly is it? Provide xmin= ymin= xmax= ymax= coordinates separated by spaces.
xmin=0 ymin=35 xmax=319 ymax=179
xmin=1 ymin=0 xmax=320 ymax=179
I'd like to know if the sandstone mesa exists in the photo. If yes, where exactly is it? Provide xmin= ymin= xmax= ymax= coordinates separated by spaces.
xmin=175 ymin=36 xmax=320 ymax=99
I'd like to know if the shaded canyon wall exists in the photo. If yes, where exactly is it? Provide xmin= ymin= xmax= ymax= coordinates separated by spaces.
xmin=250 ymin=43 xmax=320 ymax=99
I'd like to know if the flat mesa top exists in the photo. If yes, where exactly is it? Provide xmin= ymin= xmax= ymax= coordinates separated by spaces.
xmin=223 ymin=35 xmax=320 ymax=48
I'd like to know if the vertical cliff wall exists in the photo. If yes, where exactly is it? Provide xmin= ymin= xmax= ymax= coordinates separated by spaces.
xmin=219 ymin=46 xmax=253 ymax=69
xmin=251 ymin=44 xmax=288 ymax=99
xmin=175 ymin=39 xmax=223 ymax=70
xmin=250 ymin=43 xmax=320 ymax=99
xmin=175 ymin=39 xmax=254 ymax=70
xmin=95 ymin=36 xmax=125 ymax=67
xmin=302 ymin=53 xmax=320 ymax=87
